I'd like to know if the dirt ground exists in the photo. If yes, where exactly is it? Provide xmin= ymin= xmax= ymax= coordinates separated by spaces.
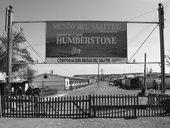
xmin=57 ymin=81 xmax=170 ymax=97
xmin=1 ymin=82 xmax=170 ymax=128
xmin=56 ymin=82 xmax=141 ymax=97
xmin=0 ymin=117 xmax=170 ymax=128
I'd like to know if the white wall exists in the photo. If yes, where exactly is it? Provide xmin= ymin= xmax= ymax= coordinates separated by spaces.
xmin=31 ymin=74 xmax=65 ymax=91
xmin=65 ymin=78 xmax=70 ymax=90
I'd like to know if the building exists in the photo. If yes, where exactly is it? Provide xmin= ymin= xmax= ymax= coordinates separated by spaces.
xmin=68 ymin=76 xmax=91 ymax=90
xmin=110 ymin=72 xmax=170 ymax=90
xmin=30 ymin=73 xmax=90 ymax=91
xmin=117 ymin=75 xmax=141 ymax=89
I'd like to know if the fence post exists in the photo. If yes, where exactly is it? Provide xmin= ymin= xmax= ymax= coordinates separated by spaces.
xmin=134 ymin=95 xmax=137 ymax=118
xmin=34 ymin=96 xmax=39 ymax=117
xmin=92 ymin=95 xmax=96 ymax=117
xmin=88 ymin=95 xmax=91 ymax=118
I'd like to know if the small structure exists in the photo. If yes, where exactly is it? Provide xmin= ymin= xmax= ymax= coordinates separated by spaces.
xmin=0 ymin=71 xmax=29 ymax=95
xmin=0 ymin=80 xmax=28 ymax=96
xmin=110 ymin=73 xmax=142 ymax=89
xmin=120 ymin=75 xmax=141 ymax=89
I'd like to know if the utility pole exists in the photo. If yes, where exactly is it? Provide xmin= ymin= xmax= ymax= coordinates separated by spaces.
xmin=158 ymin=3 xmax=165 ymax=94
xmin=5 ymin=5 xmax=13 ymax=96
xmin=97 ymin=63 xmax=100 ymax=87
xmin=101 ymin=68 xmax=104 ymax=82
xmin=143 ymin=53 xmax=147 ymax=96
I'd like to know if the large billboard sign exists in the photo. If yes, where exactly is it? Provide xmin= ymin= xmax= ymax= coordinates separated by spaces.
xmin=46 ymin=21 xmax=127 ymax=64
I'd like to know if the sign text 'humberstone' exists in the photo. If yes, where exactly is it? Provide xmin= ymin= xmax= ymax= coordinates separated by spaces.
xmin=46 ymin=21 xmax=127 ymax=64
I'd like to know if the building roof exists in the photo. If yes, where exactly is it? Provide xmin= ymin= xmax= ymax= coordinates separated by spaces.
xmin=32 ymin=73 xmax=67 ymax=79
xmin=33 ymin=73 xmax=89 ymax=80
xmin=0 ymin=80 xmax=28 ymax=84
xmin=68 ymin=76 xmax=89 ymax=80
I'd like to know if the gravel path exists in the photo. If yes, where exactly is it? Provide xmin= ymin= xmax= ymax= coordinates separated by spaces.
xmin=56 ymin=82 xmax=141 ymax=97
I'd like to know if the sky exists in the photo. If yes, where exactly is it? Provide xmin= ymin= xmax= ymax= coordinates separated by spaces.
xmin=0 ymin=0 xmax=170 ymax=76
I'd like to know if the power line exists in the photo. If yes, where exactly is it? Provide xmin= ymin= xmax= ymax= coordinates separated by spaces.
xmin=12 ymin=29 xmax=32 ymax=49
xmin=11 ymin=26 xmax=34 ymax=49
xmin=13 ymin=24 xmax=45 ymax=63
xmin=127 ymin=8 xmax=157 ymax=21
xmin=30 ymin=43 xmax=45 ymax=46
xmin=11 ymin=27 xmax=35 ymax=50
xmin=128 ymin=24 xmax=158 ymax=62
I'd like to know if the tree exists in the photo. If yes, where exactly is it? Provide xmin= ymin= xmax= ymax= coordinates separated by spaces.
xmin=26 ymin=66 xmax=37 ymax=83
xmin=0 ymin=28 xmax=34 ymax=72
xmin=12 ymin=65 xmax=36 ymax=85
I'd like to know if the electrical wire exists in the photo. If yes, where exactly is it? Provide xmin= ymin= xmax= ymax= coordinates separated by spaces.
xmin=30 ymin=43 xmax=45 ymax=46
xmin=13 ymin=24 xmax=45 ymax=63
xmin=127 ymin=8 xmax=157 ymax=21
xmin=11 ymin=27 xmax=34 ymax=49
xmin=11 ymin=29 xmax=31 ymax=49
xmin=128 ymin=24 xmax=158 ymax=62
xmin=127 ymin=8 xmax=158 ymax=51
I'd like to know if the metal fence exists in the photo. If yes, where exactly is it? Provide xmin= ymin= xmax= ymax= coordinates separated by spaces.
xmin=1 ymin=94 xmax=170 ymax=118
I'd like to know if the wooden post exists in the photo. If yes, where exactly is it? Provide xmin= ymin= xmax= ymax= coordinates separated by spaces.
xmin=158 ymin=3 xmax=165 ymax=93
xmin=5 ymin=5 xmax=13 ymax=96
xmin=142 ymin=53 xmax=147 ymax=96
xmin=144 ymin=53 xmax=147 ymax=96
xmin=98 ymin=63 xmax=100 ymax=87
xmin=88 ymin=95 xmax=91 ymax=117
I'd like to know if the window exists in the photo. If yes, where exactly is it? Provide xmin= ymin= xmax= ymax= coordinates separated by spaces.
xmin=44 ymin=75 xmax=47 ymax=79
xmin=12 ymin=87 xmax=14 ymax=92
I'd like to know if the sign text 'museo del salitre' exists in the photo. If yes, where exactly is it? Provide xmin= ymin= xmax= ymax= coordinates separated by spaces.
xmin=46 ymin=21 xmax=127 ymax=64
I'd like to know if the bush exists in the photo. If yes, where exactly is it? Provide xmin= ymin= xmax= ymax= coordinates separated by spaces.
xmin=40 ymin=88 xmax=58 ymax=97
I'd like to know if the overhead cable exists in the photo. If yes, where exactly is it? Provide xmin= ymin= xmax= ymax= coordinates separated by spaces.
xmin=127 ymin=8 xmax=157 ymax=21
xmin=128 ymin=24 xmax=158 ymax=62
xmin=13 ymin=24 xmax=45 ymax=63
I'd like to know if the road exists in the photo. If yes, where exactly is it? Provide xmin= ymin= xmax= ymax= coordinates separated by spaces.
xmin=50 ymin=81 xmax=170 ymax=97
xmin=50 ymin=81 xmax=141 ymax=97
